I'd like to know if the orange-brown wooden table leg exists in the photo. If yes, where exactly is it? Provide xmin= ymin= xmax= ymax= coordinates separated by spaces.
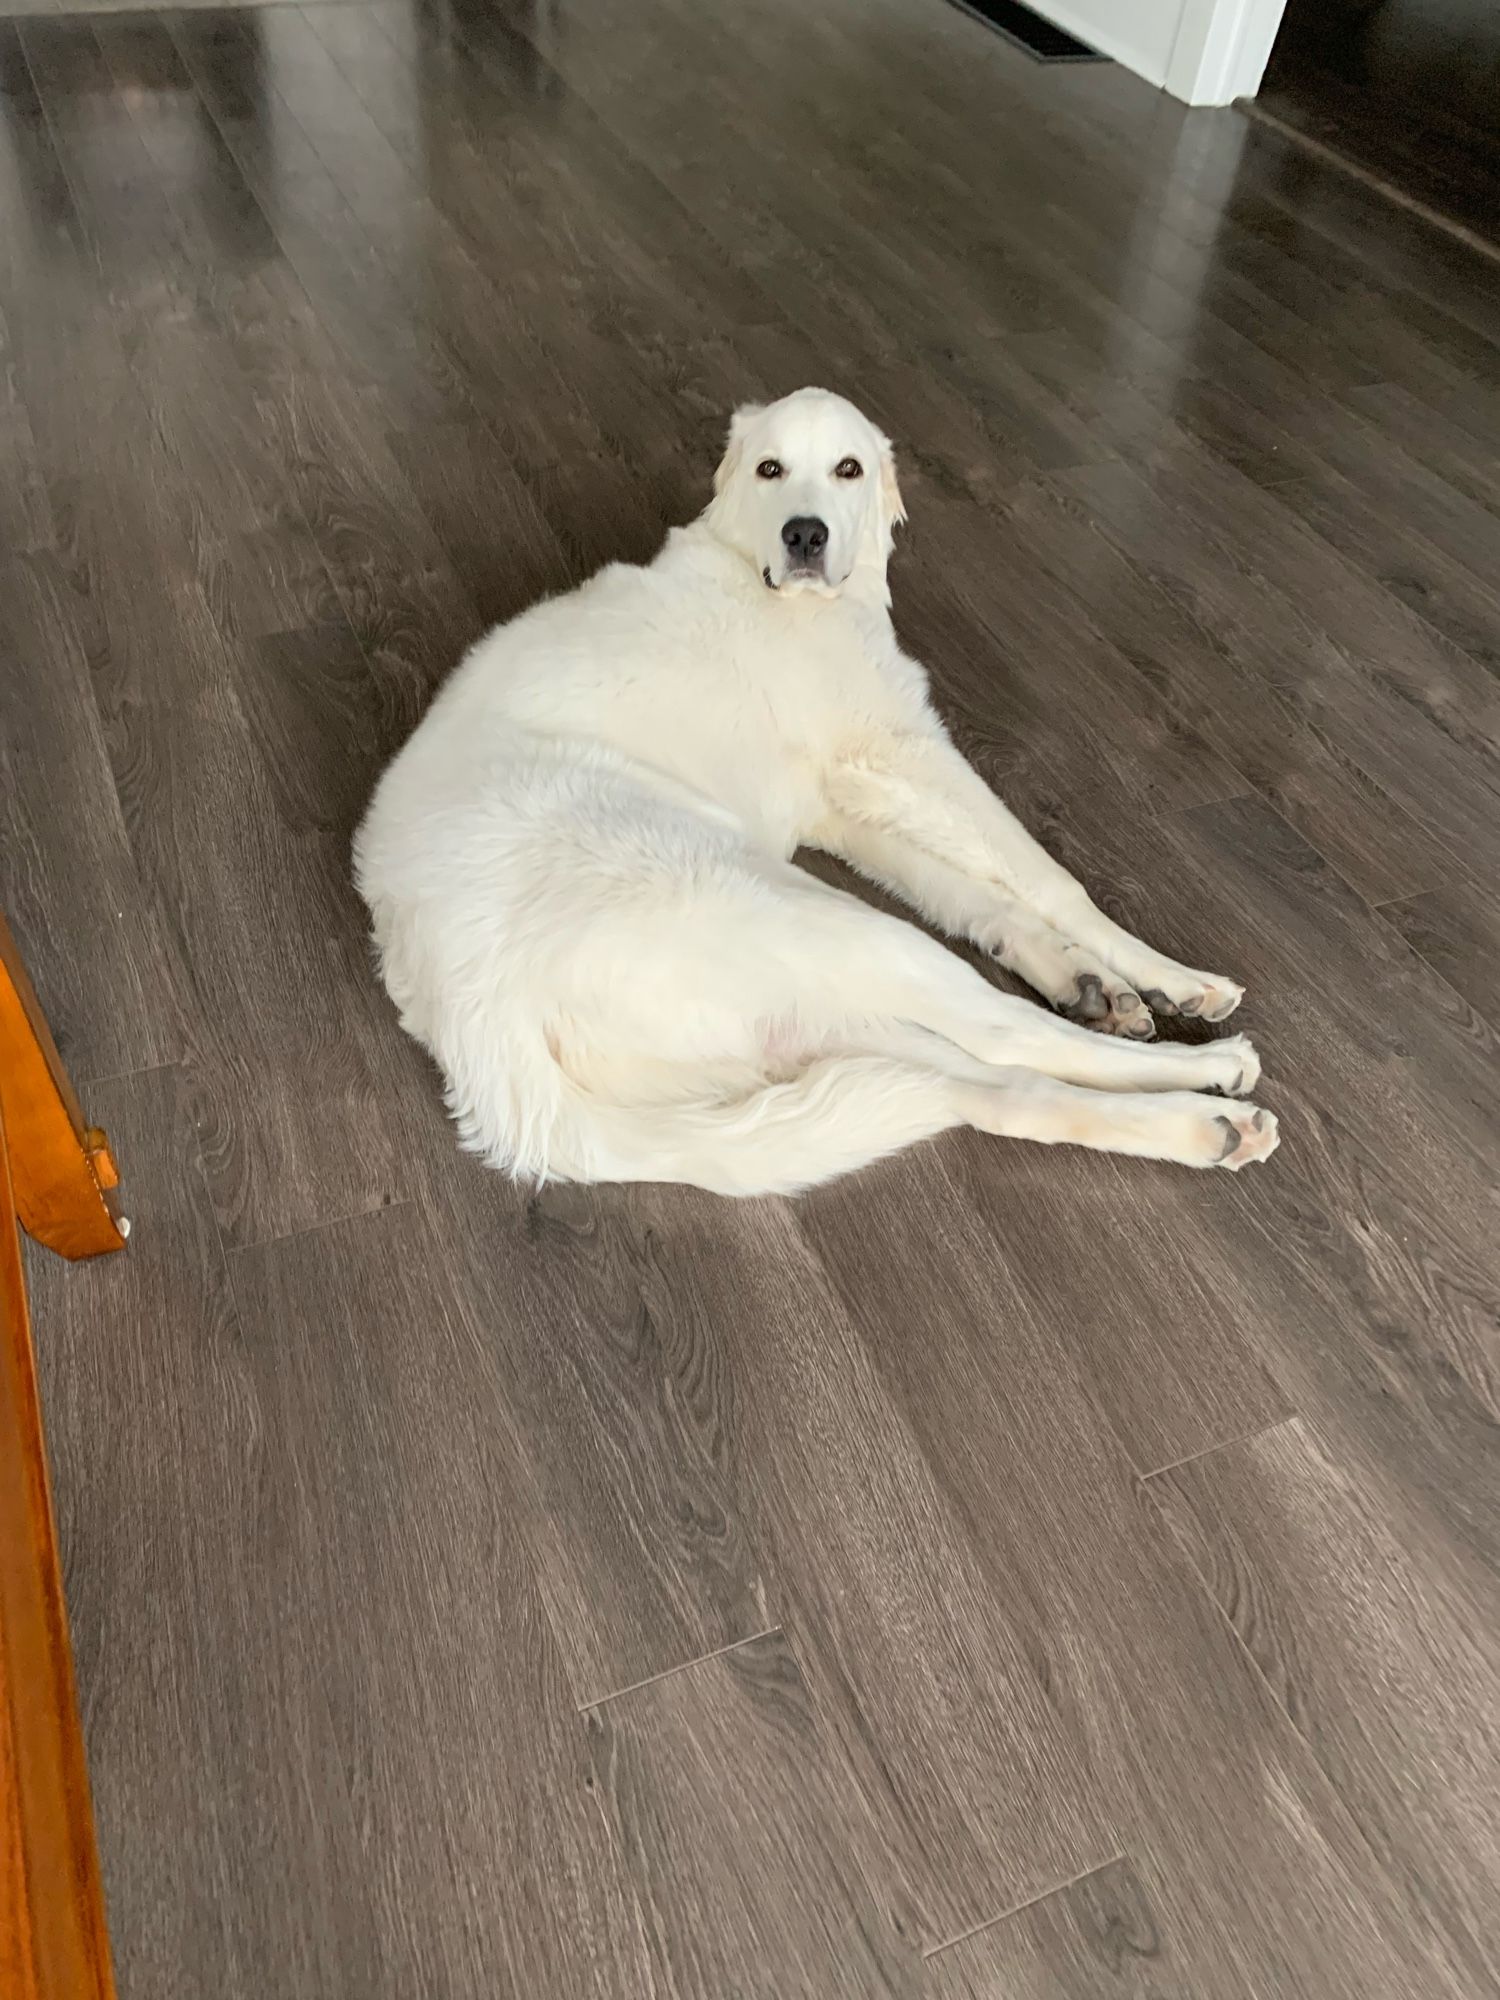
xmin=0 ymin=915 xmax=128 ymax=1261
xmin=1 ymin=1096 xmax=119 ymax=2000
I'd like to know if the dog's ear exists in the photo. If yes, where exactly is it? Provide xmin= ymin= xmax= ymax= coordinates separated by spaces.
xmin=877 ymin=432 xmax=907 ymax=547
xmin=713 ymin=403 xmax=765 ymax=496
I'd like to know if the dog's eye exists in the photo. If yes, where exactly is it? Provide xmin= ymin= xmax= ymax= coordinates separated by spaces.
xmin=755 ymin=458 xmax=784 ymax=480
xmin=834 ymin=457 xmax=863 ymax=479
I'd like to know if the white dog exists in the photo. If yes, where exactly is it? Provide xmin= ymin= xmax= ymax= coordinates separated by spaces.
xmin=355 ymin=388 xmax=1278 ymax=1196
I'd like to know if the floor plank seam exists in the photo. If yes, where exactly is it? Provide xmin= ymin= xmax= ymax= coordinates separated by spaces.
xmin=1157 ymin=491 xmax=1496 ymax=900
xmin=76 ymin=1055 xmax=183 ymax=1093
xmin=1363 ymin=897 xmax=1500 ymax=1042
xmin=1171 ymin=777 xmax=1453 ymax=960
xmin=579 ymin=1626 xmax=784 ymax=1712
xmin=1123 ymin=403 xmax=1500 ymax=906
xmin=1249 ymin=480 xmax=1500 ymax=702
xmin=920 ymin=1853 xmax=1129 ymax=1959
xmin=1137 ymin=1415 xmax=1299 ymax=1485
xmin=1120 ymin=775 xmax=1259 ymax=828
xmin=222 ymin=1192 xmax=410 ymax=1258
xmin=1143 ymin=687 xmax=1423 ymax=916
xmin=1135 ymin=1458 xmax=1483 ymax=1980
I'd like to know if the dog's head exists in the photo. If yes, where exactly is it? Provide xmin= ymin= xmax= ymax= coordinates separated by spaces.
xmin=704 ymin=388 xmax=905 ymax=600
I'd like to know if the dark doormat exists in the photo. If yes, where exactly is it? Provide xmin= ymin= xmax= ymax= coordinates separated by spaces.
xmin=946 ymin=0 xmax=1107 ymax=61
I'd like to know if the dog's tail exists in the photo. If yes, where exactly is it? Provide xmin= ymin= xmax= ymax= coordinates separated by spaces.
xmin=539 ymin=1056 xmax=965 ymax=1197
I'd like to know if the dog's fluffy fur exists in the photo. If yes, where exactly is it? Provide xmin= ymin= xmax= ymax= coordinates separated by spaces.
xmin=355 ymin=388 xmax=1277 ymax=1195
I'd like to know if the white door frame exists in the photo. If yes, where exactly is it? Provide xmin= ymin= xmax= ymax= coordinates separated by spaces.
xmin=1019 ymin=0 xmax=1291 ymax=106
xmin=1164 ymin=0 xmax=1290 ymax=104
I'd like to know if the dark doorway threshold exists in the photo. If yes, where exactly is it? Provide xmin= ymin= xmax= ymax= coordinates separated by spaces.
xmin=1253 ymin=0 xmax=1500 ymax=251
xmin=944 ymin=0 xmax=1107 ymax=62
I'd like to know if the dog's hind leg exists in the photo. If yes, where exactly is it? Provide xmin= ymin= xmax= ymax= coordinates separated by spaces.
xmin=546 ymin=1055 xmax=970 ymax=1196
xmin=851 ymin=1011 xmax=1261 ymax=1100
xmin=548 ymin=1049 xmax=1276 ymax=1195
xmin=833 ymin=1026 xmax=1274 ymax=1174
xmin=530 ymin=870 xmax=1276 ymax=1194
xmin=961 ymin=1071 xmax=1278 ymax=1171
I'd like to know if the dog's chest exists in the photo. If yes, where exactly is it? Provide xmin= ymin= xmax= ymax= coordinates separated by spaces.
xmin=702 ymin=615 xmax=893 ymax=848
xmin=736 ymin=603 xmax=889 ymax=733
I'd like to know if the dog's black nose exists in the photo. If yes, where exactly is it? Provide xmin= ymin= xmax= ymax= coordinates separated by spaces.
xmin=781 ymin=516 xmax=829 ymax=565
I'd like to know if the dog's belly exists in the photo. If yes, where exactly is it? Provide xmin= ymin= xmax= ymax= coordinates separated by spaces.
xmin=546 ymin=1005 xmax=824 ymax=1110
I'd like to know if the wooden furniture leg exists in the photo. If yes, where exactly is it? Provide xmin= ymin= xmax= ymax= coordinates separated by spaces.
xmin=0 ymin=915 xmax=128 ymax=1260
xmin=1 ymin=1093 xmax=119 ymax=2000
xmin=0 ymin=912 xmax=123 ymax=1992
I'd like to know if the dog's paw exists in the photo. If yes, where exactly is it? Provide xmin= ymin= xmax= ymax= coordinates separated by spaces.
xmin=1194 ymin=1033 xmax=1261 ymax=1097
xmin=1061 ymin=967 xmax=1156 ymax=1041
xmin=1209 ymin=1104 xmax=1279 ymax=1170
xmin=1139 ymin=973 xmax=1245 ymax=1024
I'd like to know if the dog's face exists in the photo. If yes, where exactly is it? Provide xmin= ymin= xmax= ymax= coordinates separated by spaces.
xmin=705 ymin=388 xmax=905 ymax=598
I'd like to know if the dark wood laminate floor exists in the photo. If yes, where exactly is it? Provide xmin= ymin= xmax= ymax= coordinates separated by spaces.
xmin=4 ymin=0 xmax=1499 ymax=1992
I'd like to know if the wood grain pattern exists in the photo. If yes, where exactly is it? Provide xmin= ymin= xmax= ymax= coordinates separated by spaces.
xmin=1346 ymin=379 xmax=1500 ymax=516
xmin=26 ymin=1070 xmax=655 ymax=2000
xmin=23 ymin=1064 xmax=305 ymax=2000
xmin=1056 ymin=454 xmax=1500 ymax=895
xmin=794 ymin=1151 xmax=1471 ymax=1998
xmin=1174 ymin=795 xmax=1500 ymax=1185
xmin=397 ymin=1082 xmax=772 ymax=1708
xmin=0 ymin=551 xmax=183 ymax=1087
xmin=1159 ymin=796 xmax=1500 ymax=1406
xmin=926 ymin=1860 xmax=1188 ymax=1999
xmin=1264 ymin=466 xmax=1500 ymax=672
xmin=586 ymin=1630 xmax=916 ymax=1997
xmin=930 ymin=1133 xmax=1292 ymax=1478
xmin=10 ymin=27 xmax=407 ymax=1249
xmin=999 ymin=475 xmax=1455 ymax=909
xmin=410 ymin=1153 xmax=1117 ymax=1946
xmin=1151 ymin=1418 xmax=1500 ymax=1995
xmin=1378 ymin=878 xmax=1500 ymax=1035
xmin=1070 ymin=799 xmax=1500 ymax=1590
xmin=224 ymin=1199 xmax=657 ymax=1999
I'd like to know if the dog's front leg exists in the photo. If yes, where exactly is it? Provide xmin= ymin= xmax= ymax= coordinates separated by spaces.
xmin=811 ymin=809 xmax=1158 ymax=1038
xmin=820 ymin=731 xmax=1244 ymax=1031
